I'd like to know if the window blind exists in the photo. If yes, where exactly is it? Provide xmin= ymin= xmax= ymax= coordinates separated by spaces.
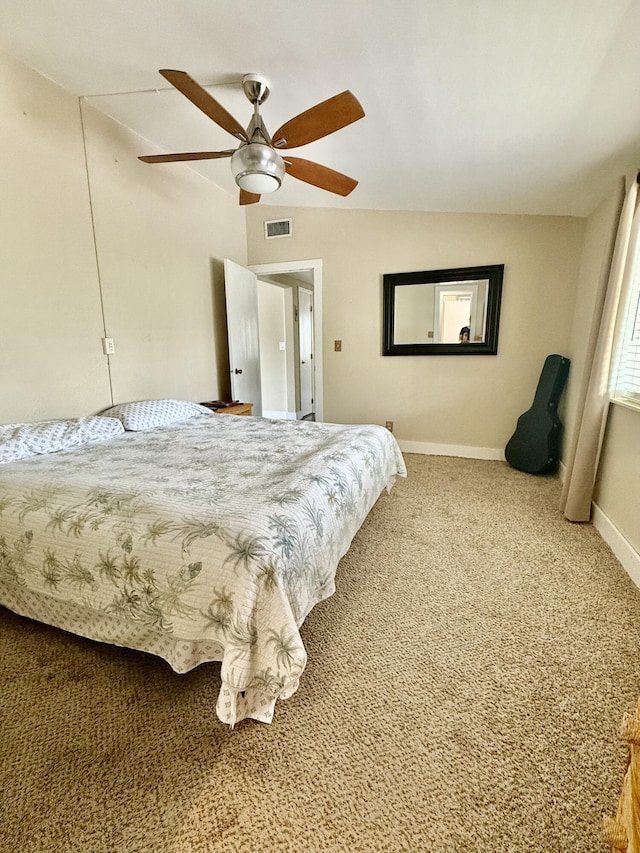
xmin=611 ymin=235 xmax=640 ymax=404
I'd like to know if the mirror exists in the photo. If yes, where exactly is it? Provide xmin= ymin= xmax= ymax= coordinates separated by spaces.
xmin=383 ymin=264 xmax=504 ymax=356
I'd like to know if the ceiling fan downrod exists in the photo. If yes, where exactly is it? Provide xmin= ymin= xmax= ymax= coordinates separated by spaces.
xmin=231 ymin=73 xmax=284 ymax=194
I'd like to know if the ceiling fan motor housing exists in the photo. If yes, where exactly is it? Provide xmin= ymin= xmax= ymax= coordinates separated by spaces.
xmin=231 ymin=143 xmax=285 ymax=194
xmin=242 ymin=73 xmax=270 ymax=105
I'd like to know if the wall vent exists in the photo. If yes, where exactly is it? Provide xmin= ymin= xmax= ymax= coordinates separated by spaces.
xmin=264 ymin=218 xmax=292 ymax=239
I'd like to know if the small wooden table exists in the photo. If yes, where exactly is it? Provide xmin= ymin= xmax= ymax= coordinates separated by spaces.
xmin=201 ymin=402 xmax=253 ymax=416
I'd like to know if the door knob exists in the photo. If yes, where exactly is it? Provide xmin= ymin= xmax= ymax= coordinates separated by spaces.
xmin=234 ymin=368 xmax=243 ymax=374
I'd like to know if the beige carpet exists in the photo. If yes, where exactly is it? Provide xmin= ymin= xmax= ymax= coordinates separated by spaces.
xmin=2 ymin=454 xmax=640 ymax=852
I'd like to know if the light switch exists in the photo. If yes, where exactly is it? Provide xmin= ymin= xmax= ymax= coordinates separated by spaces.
xmin=102 ymin=337 xmax=115 ymax=355
xmin=334 ymin=340 xmax=342 ymax=352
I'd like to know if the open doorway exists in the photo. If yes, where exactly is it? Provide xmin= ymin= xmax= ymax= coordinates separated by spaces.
xmin=251 ymin=260 xmax=323 ymax=422
xmin=433 ymin=282 xmax=482 ymax=344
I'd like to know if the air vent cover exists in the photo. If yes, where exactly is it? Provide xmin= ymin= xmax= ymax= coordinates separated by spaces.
xmin=264 ymin=218 xmax=292 ymax=239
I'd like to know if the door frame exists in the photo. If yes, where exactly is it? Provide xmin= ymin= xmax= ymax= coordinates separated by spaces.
xmin=250 ymin=259 xmax=324 ymax=422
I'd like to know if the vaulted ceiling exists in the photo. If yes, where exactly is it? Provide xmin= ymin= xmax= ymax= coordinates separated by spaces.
xmin=2 ymin=0 xmax=640 ymax=216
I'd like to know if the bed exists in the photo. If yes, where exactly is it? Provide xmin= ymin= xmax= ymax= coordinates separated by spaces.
xmin=0 ymin=405 xmax=406 ymax=725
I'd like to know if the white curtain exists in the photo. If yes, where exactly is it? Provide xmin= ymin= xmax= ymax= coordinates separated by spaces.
xmin=561 ymin=176 xmax=640 ymax=522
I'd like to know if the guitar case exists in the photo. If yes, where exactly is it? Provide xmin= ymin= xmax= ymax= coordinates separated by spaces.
xmin=505 ymin=354 xmax=570 ymax=475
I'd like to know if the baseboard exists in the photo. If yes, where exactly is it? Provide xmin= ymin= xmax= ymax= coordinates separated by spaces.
xmin=262 ymin=410 xmax=297 ymax=420
xmin=592 ymin=502 xmax=640 ymax=590
xmin=397 ymin=440 xmax=505 ymax=461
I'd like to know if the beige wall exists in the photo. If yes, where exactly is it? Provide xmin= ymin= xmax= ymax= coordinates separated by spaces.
xmin=0 ymin=52 xmax=246 ymax=425
xmin=557 ymin=179 xmax=640 ymax=559
xmin=247 ymin=206 xmax=584 ymax=453
xmin=81 ymin=103 xmax=246 ymax=406
xmin=0 ymin=53 xmax=110 ymax=422
xmin=583 ymin=186 xmax=640 ymax=559
xmin=596 ymin=403 xmax=640 ymax=552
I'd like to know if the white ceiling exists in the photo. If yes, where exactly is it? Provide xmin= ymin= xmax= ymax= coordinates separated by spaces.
xmin=2 ymin=0 xmax=640 ymax=216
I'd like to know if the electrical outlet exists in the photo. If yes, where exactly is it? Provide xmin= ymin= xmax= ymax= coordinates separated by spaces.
xmin=334 ymin=340 xmax=342 ymax=352
xmin=385 ymin=421 xmax=394 ymax=432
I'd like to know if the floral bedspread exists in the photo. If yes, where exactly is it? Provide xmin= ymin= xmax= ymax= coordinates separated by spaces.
xmin=0 ymin=415 xmax=406 ymax=725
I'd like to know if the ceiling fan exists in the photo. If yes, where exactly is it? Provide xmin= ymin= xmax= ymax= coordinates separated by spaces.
xmin=139 ymin=70 xmax=365 ymax=205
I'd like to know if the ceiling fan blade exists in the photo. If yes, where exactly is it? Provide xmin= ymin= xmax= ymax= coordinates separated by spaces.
xmin=139 ymin=150 xmax=235 ymax=164
xmin=239 ymin=190 xmax=261 ymax=205
xmin=284 ymin=156 xmax=358 ymax=196
xmin=159 ymin=69 xmax=248 ymax=142
xmin=272 ymin=91 xmax=364 ymax=149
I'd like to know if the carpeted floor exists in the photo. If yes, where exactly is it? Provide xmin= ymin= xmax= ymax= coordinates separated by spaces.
xmin=2 ymin=454 xmax=640 ymax=852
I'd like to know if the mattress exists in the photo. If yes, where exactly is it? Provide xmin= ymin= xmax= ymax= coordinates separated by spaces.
xmin=0 ymin=413 xmax=406 ymax=725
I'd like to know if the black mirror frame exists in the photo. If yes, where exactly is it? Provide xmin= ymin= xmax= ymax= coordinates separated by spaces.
xmin=383 ymin=264 xmax=504 ymax=356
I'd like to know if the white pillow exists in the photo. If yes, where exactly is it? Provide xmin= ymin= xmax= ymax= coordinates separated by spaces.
xmin=99 ymin=399 xmax=212 ymax=431
xmin=0 ymin=416 xmax=124 ymax=465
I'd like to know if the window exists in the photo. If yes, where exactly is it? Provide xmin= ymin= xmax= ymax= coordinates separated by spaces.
xmin=611 ymin=231 xmax=640 ymax=405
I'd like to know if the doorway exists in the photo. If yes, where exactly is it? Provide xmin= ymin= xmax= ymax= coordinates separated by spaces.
xmin=434 ymin=282 xmax=480 ymax=343
xmin=251 ymin=260 xmax=323 ymax=422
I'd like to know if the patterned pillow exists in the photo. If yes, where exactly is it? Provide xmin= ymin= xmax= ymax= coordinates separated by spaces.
xmin=99 ymin=399 xmax=212 ymax=431
xmin=0 ymin=416 xmax=124 ymax=465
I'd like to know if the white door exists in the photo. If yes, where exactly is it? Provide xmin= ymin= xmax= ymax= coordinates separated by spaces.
xmin=224 ymin=259 xmax=263 ymax=416
xmin=250 ymin=259 xmax=324 ymax=422
xmin=298 ymin=288 xmax=314 ymax=417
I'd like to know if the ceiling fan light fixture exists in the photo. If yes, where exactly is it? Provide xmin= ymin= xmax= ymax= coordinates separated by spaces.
xmin=237 ymin=172 xmax=280 ymax=195
xmin=231 ymin=143 xmax=285 ymax=195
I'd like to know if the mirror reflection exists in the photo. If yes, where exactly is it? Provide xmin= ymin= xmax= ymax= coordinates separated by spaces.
xmin=383 ymin=264 xmax=504 ymax=356
xmin=394 ymin=280 xmax=489 ymax=345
